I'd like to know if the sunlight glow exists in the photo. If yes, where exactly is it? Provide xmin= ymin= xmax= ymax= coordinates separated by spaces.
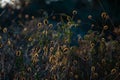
xmin=0 ymin=0 xmax=21 ymax=9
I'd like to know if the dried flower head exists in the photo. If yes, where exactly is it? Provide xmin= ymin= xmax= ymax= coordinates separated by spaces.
xmin=33 ymin=52 xmax=39 ymax=57
xmin=20 ymin=77 xmax=26 ymax=80
xmin=37 ymin=22 xmax=42 ymax=28
xmin=18 ymin=14 xmax=22 ymax=18
xmin=52 ymin=16 xmax=56 ymax=20
xmin=88 ymin=15 xmax=92 ymax=19
xmin=55 ymin=51 xmax=61 ymax=58
xmin=111 ymin=68 xmax=117 ymax=75
xmin=50 ymin=47 xmax=54 ymax=52
xmin=43 ymin=19 xmax=48 ymax=25
xmin=7 ymin=39 xmax=11 ymax=45
xmin=49 ymin=55 xmax=56 ymax=64
xmin=94 ymin=72 xmax=98 ymax=78
xmin=74 ymin=74 xmax=79 ymax=79
xmin=62 ymin=66 xmax=66 ymax=71
xmin=101 ymin=12 xmax=109 ymax=19
xmin=70 ymin=72 xmax=73 ymax=76
xmin=67 ymin=16 xmax=71 ymax=21
xmin=91 ymin=66 xmax=95 ymax=72
xmin=91 ymin=43 xmax=95 ymax=47
xmin=113 ymin=27 xmax=120 ymax=35
xmin=0 ymin=35 xmax=2 ymax=40
xmin=0 ymin=71 xmax=5 ymax=77
xmin=49 ymin=24 xmax=53 ymax=28
xmin=25 ymin=14 xmax=29 ymax=19
xmin=101 ymin=58 xmax=106 ymax=64
xmin=0 ymin=43 xmax=3 ymax=48
xmin=3 ymin=27 xmax=7 ymax=33
xmin=31 ymin=16 xmax=35 ymax=19
xmin=27 ymin=67 xmax=31 ymax=72
xmin=101 ymin=38 xmax=105 ymax=42
xmin=23 ymin=27 xmax=27 ymax=32
xmin=107 ymin=35 xmax=112 ymax=40
xmin=72 ymin=10 xmax=77 ymax=15
xmin=67 ymin=21 xmax=72 ymax=26
xmin=103 ymin=25 xmax=109 ymax=30
xmin=77 ymin=19 xmax=81 ymax=24
xmin=91 ymin=24 xmax=95 ymax=27
xmin=16 ymin=50 xmax=21 ymax=56
xmin=73 ymin=60 xmax=78 ymax=65
xmin=32 ymin=58 xmax=39 ymax=64
xmin=63 ymin=47 xmax=69 ymax=53
xmin=28 ymin=37 xmax=32 ymax=41
xmin=115 ymin=62 xmax=120 ymax=67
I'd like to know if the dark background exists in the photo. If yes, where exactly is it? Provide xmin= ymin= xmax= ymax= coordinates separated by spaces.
xmin=0 ymin=0 xmax=120 ymax=34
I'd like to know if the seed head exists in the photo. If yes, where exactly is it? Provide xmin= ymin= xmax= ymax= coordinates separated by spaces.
xmin=37 ymin=22 xmax=42 ymax=28
xmin=3 ymin=27 xmax=7 ymax=33
xmin=91 ymin=66 xmax=95 ymax=72
xmin=43 ymin=19 xmax=48 ymax=25
xmin=103 ymin=25 xmax=109 ymax=30
xmin=16 ymin=50 xmax=21 ymax=56
xmin=101 ymin=12 xmax=109 ymax=19
xmin=88 ymin=15 xmax=92 ymax=19
xmin=72 ymin=10 xmax=77 ymax=15
xmin=111 ymin=68 xmax=117 ymax=75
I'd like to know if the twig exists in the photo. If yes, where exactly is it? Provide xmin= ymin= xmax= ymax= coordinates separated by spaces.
xmin=0 ymin=9 xmax=6 ymax=16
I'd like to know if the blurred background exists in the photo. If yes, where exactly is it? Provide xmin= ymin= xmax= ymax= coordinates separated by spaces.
xmin=0 ymin=0 xmax=120 ymax=34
